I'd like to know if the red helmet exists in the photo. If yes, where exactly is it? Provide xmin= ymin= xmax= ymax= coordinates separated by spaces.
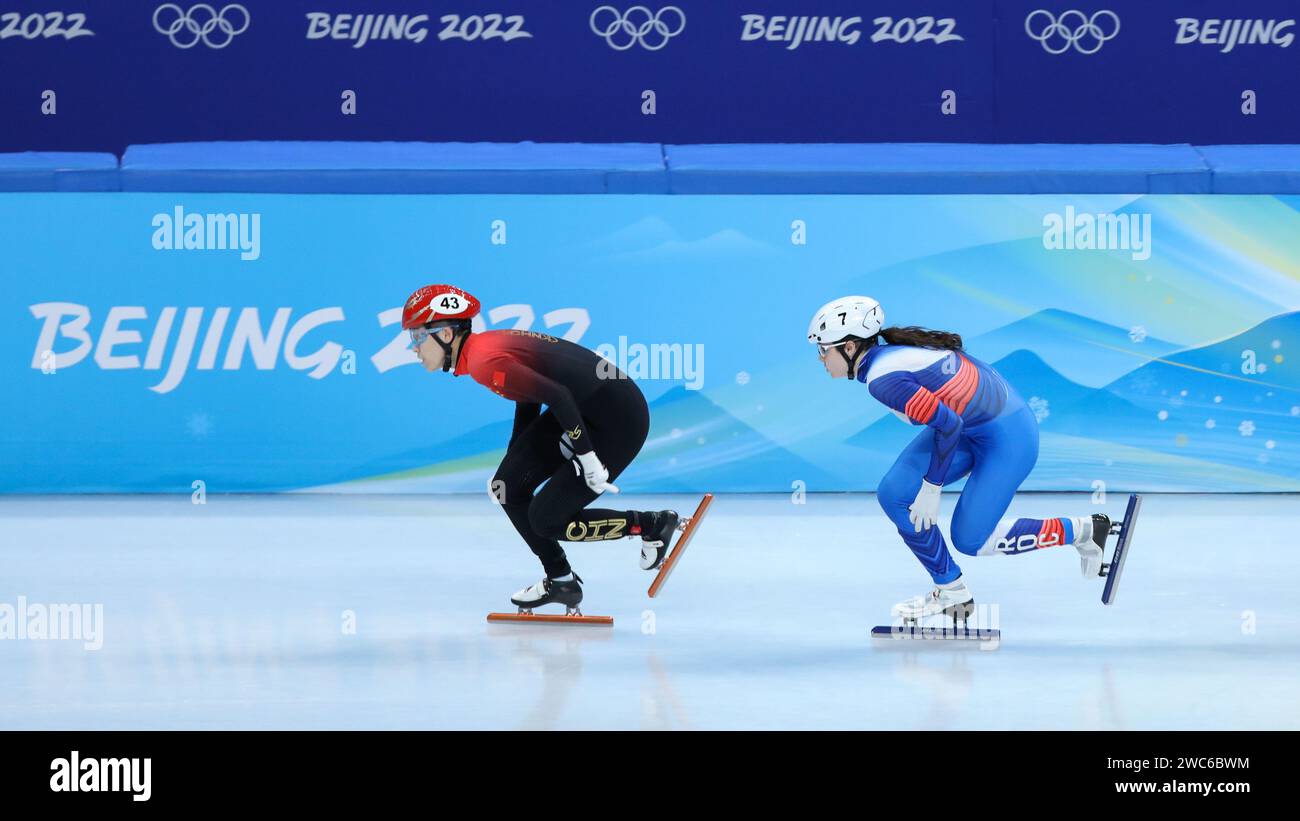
xmin=402 ymin=284 xmax=480 ymax=330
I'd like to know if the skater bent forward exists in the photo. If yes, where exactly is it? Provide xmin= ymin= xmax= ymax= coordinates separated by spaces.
xmin=402 ymin=284 xmax=682 ymax=615
xmin=807 ymin=295 xmax=1121 ymax=625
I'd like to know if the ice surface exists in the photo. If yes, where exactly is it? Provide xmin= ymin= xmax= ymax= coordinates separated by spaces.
xmin=1 ymin=493 xmax=1296 ymax=730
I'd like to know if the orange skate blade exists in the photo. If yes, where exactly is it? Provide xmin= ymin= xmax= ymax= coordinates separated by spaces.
xmin=487 ymin=612 xmax=613 ymax=626
xmin=648 ymin=492 xmax=713 ymax=599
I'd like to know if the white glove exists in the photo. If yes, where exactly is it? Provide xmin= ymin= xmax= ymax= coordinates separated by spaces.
xmin=576 ymin=451 xmax=619 ymax=494
xmin=908 ymin=479 xmax=942 ymax=532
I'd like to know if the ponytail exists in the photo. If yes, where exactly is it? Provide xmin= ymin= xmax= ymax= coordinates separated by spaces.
xmin=878 ymin=325 xmax=963 ymax=351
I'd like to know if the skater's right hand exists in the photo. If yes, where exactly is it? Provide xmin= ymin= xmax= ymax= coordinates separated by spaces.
xmin=576 ymin=451 xmax=619 ymax=494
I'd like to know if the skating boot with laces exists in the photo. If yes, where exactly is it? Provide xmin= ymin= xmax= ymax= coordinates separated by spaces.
xmin=636 ymin=510 xmax=680 ymax=571
xmin=510 ymin=574 xmax=585 ymax=616
xmin=891 ymin=577 xmax=976 ymax=626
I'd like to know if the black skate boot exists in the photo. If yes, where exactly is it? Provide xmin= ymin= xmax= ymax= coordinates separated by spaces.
xmin=637 ymin=510 xmax=680 ymax=570
xmin=1077 ymin=514 xmax=1111 ymax=578
xmin=1091 ymin=514 xmax=1111 ymax=549
xmin=510 ymin=573 xmax=585 ymax=615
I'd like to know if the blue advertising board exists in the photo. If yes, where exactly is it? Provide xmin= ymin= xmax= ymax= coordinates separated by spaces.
xmin=2 ymin=1 xmax=1297 ymax=151
xmin=3 ymin=191 xmax=1298 ymax=493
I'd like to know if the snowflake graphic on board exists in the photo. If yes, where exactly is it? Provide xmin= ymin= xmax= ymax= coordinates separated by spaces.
xmin=186 ymin=412 xmax=213 ymax=438
xmin=1028 ymin=396 xmax=1050 ymax=423
xmin=1128 ymin=325 xmax=1147 ymax=343
xmin=1127 ymin=369 xmax=1157 ymax=395
xmin=1238 ymin=420 xmax=1256 ymax=437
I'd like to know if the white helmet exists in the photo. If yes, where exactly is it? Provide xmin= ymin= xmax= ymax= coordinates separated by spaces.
xmin=807 ymin=295 xmax=885 ymax=346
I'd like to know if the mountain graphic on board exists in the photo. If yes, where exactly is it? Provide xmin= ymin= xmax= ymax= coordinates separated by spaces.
xmin=1108 ymin=310 xmax=1299 ymax=399
xmin=844 ymin=325 xmax=1297 ymax=482
xmin=1100 ymin=311 xmax=1298 ymax=476
xmin=964 ymin=308 xmax=1178 ymax=388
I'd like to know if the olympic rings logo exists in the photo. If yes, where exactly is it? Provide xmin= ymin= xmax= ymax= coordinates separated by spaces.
xmin=153 ymin=4 xmax=249 ymax=49
xmin=589 ymin=6 xmax=685 ymax=51
xmin=1024 ymin=9 xmax=1119 ymax=54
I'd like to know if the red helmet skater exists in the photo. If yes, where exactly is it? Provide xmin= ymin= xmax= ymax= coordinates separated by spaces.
xmin=402 ymin=284 xmax=480 ymax=329
xmin=402 ymin=284 xmax=481 ymax=371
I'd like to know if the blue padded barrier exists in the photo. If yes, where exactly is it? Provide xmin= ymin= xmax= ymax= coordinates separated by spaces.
xmin=11 ymin=142 xmax=1300 ymax=195
xmin=0 ymin=152 xmax=119 ymax=192
xmin=1196 ymin=145 xmax=1300 ymax=194
xmin=119 ymin=141 xmax=669 ymax=194
xmin=663 ymin=143 xmax=1214 ymax=194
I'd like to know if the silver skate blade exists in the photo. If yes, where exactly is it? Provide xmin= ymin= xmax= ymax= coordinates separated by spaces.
xmin=871 ymin=624 xmax=1001 ymax=649
xmin=1102 ymin=494 xmax=1142 ymax=606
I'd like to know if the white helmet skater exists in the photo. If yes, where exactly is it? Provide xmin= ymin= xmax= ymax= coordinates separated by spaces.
xmin=807 ymin=295 xmax=884 ymax=347
xmin=807 ymin=295 xmax=884 ymax=372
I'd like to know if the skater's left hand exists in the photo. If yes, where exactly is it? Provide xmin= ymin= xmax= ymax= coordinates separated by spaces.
xmin=909 ymin=479 xmax=942 ymax=532
xmin=576 ymin=451 xmax=620 ymax=494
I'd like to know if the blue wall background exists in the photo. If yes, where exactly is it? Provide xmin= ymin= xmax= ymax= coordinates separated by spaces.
xmin=2 ymin=0 xmax=1298 ymax=152
xmin=3 ymin=192 xmax=1298 ymax=493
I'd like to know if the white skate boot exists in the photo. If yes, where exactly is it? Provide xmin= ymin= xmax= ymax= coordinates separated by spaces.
xmin=891 ymin=577 xmax=975 ymax=625
xmin=1073 ymin=515 xmax=1112 ymax=579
